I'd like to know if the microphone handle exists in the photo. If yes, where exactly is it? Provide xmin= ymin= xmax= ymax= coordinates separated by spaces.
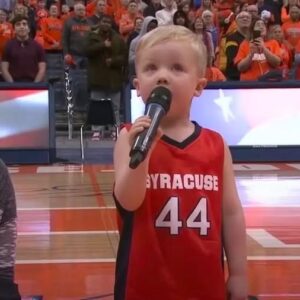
xmin=129 ymin=104 xmax=165 ymax=169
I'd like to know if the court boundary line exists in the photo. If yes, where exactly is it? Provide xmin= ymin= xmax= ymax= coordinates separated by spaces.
xmin=15 ymin=256 xmax=300 ymax=264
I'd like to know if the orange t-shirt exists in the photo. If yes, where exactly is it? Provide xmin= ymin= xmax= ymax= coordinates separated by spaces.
xmin=234 ymin=39 xmax=282 ymax=81
xmin=279 ymin=41 xmax=292 ymax=69
xmin=0 ymin=22 xmax=13 ymax=58
xmin=35 ymin=29 xmax=44 ymax=48
xmin=60 ymin=13 xmax=70 ymax=23
xmin=36 ymin=8 xmax=49 ymax=27
xmin=41 ymin=17 xmax=63 ymax=49
xmin=281 ymin=20 xmax=300 ymax=49
xmin=281 ymin=7 xmax=290 ymax=24
xmin=206 ymin=67 xmax=226 ymax=81
xmin=119 ymin=12 xmax=143 ymax=40
xmin=86 ymin=0 xmax=119 ymax=17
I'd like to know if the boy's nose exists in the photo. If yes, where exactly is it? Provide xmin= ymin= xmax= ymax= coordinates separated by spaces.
xmin=156 ymin=72 xmax=169 ymax=85
xmin=157 ymin=78 xmax=168 ymax=85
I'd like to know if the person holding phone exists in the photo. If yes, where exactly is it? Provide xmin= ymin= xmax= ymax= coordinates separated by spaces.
xmin=234 ymin=18 xmax=282 ymax=80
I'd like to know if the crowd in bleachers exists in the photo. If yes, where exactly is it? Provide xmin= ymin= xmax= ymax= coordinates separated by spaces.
xmin=0 ymin=0 xmax=300 ymax=82
xmin=0 ymin=0 xmax=300 ymax=137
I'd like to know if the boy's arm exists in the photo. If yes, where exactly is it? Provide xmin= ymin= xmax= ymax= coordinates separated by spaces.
xmin=113 ymin=127 xmax=150 ymax=211
xmin=222 ymin=143 xmax=248 ymax=299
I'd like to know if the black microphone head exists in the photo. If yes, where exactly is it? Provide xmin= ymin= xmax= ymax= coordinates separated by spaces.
xmin=147 ymin=86 xmax=172 ymax=113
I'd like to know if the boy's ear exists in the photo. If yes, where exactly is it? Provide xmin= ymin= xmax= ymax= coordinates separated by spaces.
xmin=133 ymin=78 xmax=141 ymax=97
xmin=194 ymin=78 xmax=207 ymax=97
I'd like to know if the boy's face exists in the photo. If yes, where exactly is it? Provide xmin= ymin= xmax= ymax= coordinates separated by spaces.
xmin=134 ymin=41 xmax=206 ymax=120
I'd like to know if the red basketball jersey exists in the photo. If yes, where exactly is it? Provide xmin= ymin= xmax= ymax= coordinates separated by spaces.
xmin=114 ymin=123 xmax=226 ymax=300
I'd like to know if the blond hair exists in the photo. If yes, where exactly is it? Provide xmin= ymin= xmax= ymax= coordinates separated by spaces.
xmin=135 ymin=25 xmax=207 ymax=76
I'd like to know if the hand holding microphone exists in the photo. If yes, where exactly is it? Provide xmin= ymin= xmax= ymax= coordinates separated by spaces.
xmin=129 ymin=86 xmax=172 ymax=169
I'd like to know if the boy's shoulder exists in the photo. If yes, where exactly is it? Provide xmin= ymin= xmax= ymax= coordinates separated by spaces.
xmin=201 ymin=125 xmax=224 ymax=140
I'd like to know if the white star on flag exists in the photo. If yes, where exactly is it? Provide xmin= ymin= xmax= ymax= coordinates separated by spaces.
xmin=213 ymin=89 xmax=235 ymax=122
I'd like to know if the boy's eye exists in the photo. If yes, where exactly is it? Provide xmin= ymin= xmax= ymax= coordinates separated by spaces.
xmin=172 ymin=64 xmax=184 ymax=71
xmin=144 ymin=64 xmax=156 ymax=71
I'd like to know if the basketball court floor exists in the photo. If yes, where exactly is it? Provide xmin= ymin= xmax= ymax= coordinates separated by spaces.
xmin=11 ymin=162 xmax=300 ymax=300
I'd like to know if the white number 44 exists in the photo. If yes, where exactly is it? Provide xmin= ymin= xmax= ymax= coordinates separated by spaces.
xmin=155 ymin=196 xmax=211 ymax=235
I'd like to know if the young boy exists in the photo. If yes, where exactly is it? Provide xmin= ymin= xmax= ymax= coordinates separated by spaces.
xmin=113 ymin=25 xmax=248 ymax=300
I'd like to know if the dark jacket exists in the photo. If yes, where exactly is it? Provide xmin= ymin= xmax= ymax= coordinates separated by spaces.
xmin=85 ymin=27 xmax=127 ymax=91
xmin=224 ymin=30 xmax=245 ymax=80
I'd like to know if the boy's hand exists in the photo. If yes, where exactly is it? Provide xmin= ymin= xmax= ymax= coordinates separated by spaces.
xmin=227 ymin=274 xmax=248 ymax=300
xmin=128 ymin=116 xmax=162 ymax=151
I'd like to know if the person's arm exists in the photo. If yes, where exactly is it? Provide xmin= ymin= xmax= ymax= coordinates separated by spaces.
xmin=41 ymin=18 xmax=57 ymax=45
xmin=85 ymin=31 xmax=106 ymax=56
xmin=237 ymin=52 xmax=254 ymax=72
xmin=0 ymin=62 xmax=13 ymax=83
xmin=263 ymin=46 xmax=281 ymax=67
xmin=119 ymin=15 xmax=134 ymax=36
xmin=236 ymin=40 xmax=255 ymax=72
xmin=62 ymin=19 xmax=70 ymax=54
xmin=260 ymin=40 xmax=281 ymax=67
xmin=34 ymin=62 xmax=46 ymax=82
xmin=111 ymin=37 xmax=127 ymax=67
xmin=222 ymin=143 xmax=248 ymax=299
xmin=113 ymin=116 xmax=160 ymax=211
xmin=34 ymin=44 xmax=46 ymax=82
xmin=207 ymin=32 xmax=215 ymax=66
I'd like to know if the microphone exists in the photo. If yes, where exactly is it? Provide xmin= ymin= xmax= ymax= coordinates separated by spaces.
xmin=129 ymin=86 xmax=172 ymax=169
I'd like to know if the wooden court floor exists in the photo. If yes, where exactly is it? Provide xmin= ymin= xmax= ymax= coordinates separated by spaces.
xmin=10 ymin=163 xmax=300 ymax=300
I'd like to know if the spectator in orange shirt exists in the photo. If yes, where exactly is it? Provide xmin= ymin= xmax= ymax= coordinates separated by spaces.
xmin=87 ymin=0 xmax=119 ymax=17
xmin=41 ymin=4 xmax=63 ymax=49
xmin=115 ymin=0 xmax=128 ymax=25
xmin=88 ymin=0 xmax=118 ymax=31
xmin=269 ymin=24 xmax=292 ymax=76
xmin=61 ymin=4 xmax=71 ymax=22
xmin=281 ymin=0 xmax=300 ymax=23
xmin=235 ymin=18 xmax=282 ymax=80
xmin=281 ymin=5 xmax=300 ymax=52
xmin=0 ymin=9 xmax=13 ymax=58
xmin=119 ymin=0 xmax=142 ymax=41
xmin=36 ymin=0 xmax=49 ymax=26
xmin=205 ymin=65 xmax=226 ymax=81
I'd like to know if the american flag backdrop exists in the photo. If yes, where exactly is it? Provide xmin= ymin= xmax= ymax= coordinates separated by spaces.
xmin=0 ymin=89 xmax=49 ymax=149
xmin=131 ymin=87 xmax=300 ymax=147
